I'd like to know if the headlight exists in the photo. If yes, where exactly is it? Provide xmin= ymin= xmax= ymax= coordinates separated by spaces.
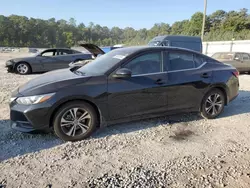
xmin=16 ymin=93 xmax=55 ymax=105
xmin=10 ymin=97 xmax=17 ymax=103
xmin=6 ymin=60 xmax=14 ymax=66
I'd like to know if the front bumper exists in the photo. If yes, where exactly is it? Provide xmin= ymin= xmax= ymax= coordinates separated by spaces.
xmin=5 ymin=60 xmax=15 ymax=72
xmin=5 ymin=64 xmax=14 ymax=72
xmin=11 ymin=120 xmax=35 ymax=132
xmin=10 ymin=101 xmax=53 ymax=132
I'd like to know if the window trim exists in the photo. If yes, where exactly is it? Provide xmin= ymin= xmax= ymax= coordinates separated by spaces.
xmin=131 ymin=62 xmax=207 ymax=77
xmin=167 ymin=62 xmax=207 ymax=73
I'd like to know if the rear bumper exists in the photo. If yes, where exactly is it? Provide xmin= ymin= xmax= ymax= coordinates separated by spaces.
xmin=229 ymin=93 xmax=239 ymax=103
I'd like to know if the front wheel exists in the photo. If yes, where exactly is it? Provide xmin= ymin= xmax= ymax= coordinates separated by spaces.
xmin=200 ymin=89 xmax=225 ymax=119
xmin=53 ymin=101 xmax=98 ymax=141
xmin=15 ymin=62 xmax=31 ymax=75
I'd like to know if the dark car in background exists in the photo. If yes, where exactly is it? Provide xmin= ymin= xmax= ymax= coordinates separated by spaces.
xmin=5 ymin=44 xmax=105 ymax=75
xmin=148 ymin=35 xmax=203 ymax=53
xmin=212 ymin=52 xmax=250 ymax=74
xmin=9 ymin=46 xmax=239 ymax=141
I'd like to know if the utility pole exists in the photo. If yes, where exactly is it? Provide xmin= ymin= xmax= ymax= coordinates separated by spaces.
xmin=201 ymin=0 xmax=207 ymax=41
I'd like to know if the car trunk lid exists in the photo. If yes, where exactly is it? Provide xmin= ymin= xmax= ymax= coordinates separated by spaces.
xmin=79 ymin=43 xmax=105 ymax=56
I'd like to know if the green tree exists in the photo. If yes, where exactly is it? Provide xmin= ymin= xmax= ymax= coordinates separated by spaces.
xmin=0 ymin=8 xmax=250 ymax=47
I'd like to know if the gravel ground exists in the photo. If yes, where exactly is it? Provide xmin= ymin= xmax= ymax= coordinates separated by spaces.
xmin=1 ymin=53 xmax=250 ymax=188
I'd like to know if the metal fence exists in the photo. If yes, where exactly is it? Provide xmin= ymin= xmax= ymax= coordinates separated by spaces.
xmin=203 ymin=40 xmax=250 ymax=56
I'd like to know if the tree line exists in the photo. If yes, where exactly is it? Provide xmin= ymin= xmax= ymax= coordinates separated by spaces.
xmin=0 ymin=8 xmax=250 ymax=48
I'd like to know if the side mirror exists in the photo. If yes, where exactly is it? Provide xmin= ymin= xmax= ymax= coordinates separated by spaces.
xmin=113 ymin=68 xmax=132 ymax=78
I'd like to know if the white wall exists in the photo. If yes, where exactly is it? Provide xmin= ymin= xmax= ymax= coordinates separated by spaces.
xmin=203 ymin=40 xmax=250 ymax=57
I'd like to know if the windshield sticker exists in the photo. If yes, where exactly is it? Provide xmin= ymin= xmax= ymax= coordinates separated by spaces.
xmin=113 ymin=55 xmax=126 ymax=60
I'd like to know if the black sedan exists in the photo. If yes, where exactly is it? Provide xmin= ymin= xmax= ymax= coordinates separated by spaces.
xmin=9 ymin=46 xmax=239 ymax=141
xmin=5 ymin=44 xmax=105 ymax=75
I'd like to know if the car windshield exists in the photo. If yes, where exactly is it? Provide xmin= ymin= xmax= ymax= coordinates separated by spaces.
xmin=77 ymin=48 xmax=131 ymax=75
xmin=212 ymin=53 xmax=234 ymax=60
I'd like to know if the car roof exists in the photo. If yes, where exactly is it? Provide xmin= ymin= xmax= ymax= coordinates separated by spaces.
xmin=43 ymin=48 xmax=74 ymax=51
xmin=113 ymin=45 xmax=203 ymax=55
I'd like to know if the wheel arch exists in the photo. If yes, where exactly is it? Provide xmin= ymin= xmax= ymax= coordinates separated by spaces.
xmin=49 ymin=98 xmax=103 ymax=129
xmin=200 ymin=84 xmax=229 ymax=111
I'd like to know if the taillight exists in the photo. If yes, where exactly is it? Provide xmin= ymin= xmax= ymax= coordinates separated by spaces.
xmin=232 ymin=70 xmax=239 ymax=78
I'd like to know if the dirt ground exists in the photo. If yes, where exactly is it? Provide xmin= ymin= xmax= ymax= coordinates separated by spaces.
xmin=0 ymin=52 xmax=250 ymax=188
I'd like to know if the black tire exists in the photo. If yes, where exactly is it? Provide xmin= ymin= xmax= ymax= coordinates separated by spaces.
xmin=15 ymin=62 xmax=31 ymax=75
xmin=200 ymin=88 xmax=225 ymax=119
xmin=53 ymin=101 xmax=98 ymax=141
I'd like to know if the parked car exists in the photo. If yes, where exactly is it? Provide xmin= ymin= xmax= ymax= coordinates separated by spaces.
xmin=9 ymin=46 xmax=239 ymax=141
xmin=68 ymin=45 xmax=123 ymax=68
xmin=211 ymin=52 xmax=250 ymax=74
xmin=148 ymin=35 xmax=203 ymax=53
xmin=5 ymin=44 xmax=104 ymax=75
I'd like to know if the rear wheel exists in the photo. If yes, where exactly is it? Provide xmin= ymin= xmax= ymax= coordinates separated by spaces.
xmin=53 ymin=101 xmax=98 ymax=141
xmin=200 ymin=89 xmax=225 ymax=119
xmin=15 ymin=62 xmax=31 ymax=75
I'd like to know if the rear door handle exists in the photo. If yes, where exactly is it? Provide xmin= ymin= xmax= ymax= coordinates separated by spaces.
xmin=201 ymin=73 xmax=210 ymax=78
xmin=155 ymin=79 xmax=165 ymax=85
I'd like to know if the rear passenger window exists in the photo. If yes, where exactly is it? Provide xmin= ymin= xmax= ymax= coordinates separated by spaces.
xmin=168 ymin=52 xmax=195 ymax=71
xmin=166 ymin=52 xmax=206 ymax=71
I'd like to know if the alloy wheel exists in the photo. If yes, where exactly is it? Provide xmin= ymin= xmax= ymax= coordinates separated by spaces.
xmin=205 ymin=93 xmax=223 ymax=116
xmin=17 ymin=64 xmax=28 ymax=74
xmin=60 ymin=108 xmax=91 ymax=137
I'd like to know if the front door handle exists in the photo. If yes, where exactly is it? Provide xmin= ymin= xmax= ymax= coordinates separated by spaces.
xmin=155 ymin=79 xmax=165 ymax=85
xmin=201 ymin=73 xmax=210 ymax=78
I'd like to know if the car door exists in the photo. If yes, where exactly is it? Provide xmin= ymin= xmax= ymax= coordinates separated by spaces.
xmin=54 ymin=49 xmax=77 ymax=69
xmin=164 ymin=50 xmax=213 ymax=111
xmin=36 ymin=49 xmax=60 ymax=71
xmin=232 ymin=53 xmax=245 ymax=72
xmin=107 ymin=51 xmax=168 ymax=120
xmin=242 ymin=53 xmax=250 ymax=72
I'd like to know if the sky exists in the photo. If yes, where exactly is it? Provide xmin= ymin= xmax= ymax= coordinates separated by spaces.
xmin=0 ymin=0 xmax=249 ymax=29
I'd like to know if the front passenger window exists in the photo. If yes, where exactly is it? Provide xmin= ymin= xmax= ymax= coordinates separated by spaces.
xmin=123 ymin=52 xmax=161 ymax=75
xmin=41 ymin=50 xmax=55 ymax=56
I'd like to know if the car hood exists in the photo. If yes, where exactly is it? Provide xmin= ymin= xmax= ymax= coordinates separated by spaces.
xmin=10 ymin=56 xmax=36 ymax=62
xmin=79 ymin=43 xmax=105 ymax=56
xmin=17 ymin=68 xmax=91 ymax=96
